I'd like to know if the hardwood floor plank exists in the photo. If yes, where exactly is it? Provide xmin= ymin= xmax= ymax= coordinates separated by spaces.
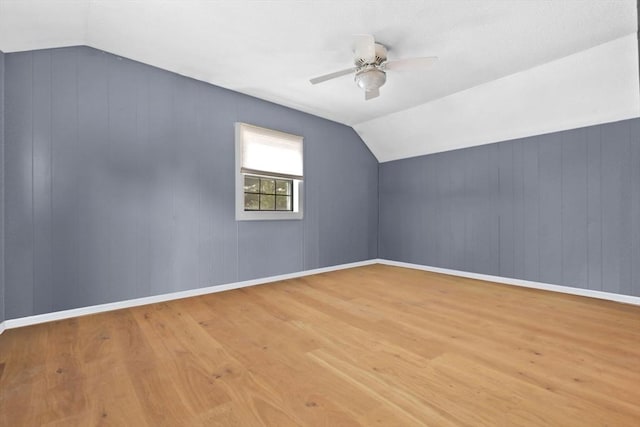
xmin=190 ymin=297 xmax=382 ymax=424
xmin=0 ymin=323 xmax=53 ymax=426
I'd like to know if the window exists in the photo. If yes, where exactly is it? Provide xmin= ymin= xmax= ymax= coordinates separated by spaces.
xmin=235 ymin=123 xmax=303 ymax=220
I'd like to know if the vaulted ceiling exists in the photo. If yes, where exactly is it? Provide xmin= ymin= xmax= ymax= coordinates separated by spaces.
xmin=1 ymin=1 xmax=638 ymax=161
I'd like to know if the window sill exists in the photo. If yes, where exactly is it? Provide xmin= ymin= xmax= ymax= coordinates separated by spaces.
xmin=236 ymin=210 xmax=303 ymax=221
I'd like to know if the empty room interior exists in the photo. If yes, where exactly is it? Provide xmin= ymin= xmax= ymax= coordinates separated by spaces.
xmin=1 ymin=1 xmax=640 ymax=425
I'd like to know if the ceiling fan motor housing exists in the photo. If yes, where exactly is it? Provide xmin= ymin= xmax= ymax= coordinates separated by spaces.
xmin=354 ymin=43 xmax=388 ymax=67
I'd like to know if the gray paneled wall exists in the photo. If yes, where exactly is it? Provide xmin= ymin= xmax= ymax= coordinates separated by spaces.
xmin=3 ymin=46 xmax=378 ymax=319
xmin=0 ymin=50 xmax=5 ymax=322
xmin=379 ymin=118 xmax=640 ymax=297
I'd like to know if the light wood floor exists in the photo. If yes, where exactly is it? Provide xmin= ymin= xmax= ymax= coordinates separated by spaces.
xmin=1 ymin=264 xmax=640 ymax=426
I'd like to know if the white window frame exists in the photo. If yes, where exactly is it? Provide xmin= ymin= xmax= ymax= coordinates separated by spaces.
xmin=235 ymin=123 xmax=304 ymax=221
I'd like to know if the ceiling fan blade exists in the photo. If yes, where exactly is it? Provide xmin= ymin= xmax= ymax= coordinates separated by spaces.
xmin=365 ymin=87 xmax=380 ymax=101
xmin=309 ymin=67 xmax=357 ymax=85
xmin=353 ymin=34 xmax=376 ymax=63
xmin=385 ymin=56 xmax=438 ymax=71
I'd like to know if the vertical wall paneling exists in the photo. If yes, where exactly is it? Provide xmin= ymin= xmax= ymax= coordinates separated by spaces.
xmin=537 ymin=133 xmax=563 ymax=284
xmin=600 ymin=123 xmax=622 ymax=294
xmin=146 ymin=65 xmax=176 ymax=296
xmin=498 ymin=142 xmax=515 ymax=278
xmin=561 ymin=128 xmax=588 ymax=288
xmin=367 ymin=131 xmax=380 ymax=262
xmin=601 ymin=122 xmax=633 ymax=295
xmin=449 ymin=151 xmax=466 ymax=270
xmin=76 ymin=48 xmax=110 ymax=307
xmin=51 ymin=49 xmax=80 ymax=312
xmin=586 ymin=127 xmax=603 ymax=291
xmin=437 ymin=152 xmax=454 ymax=270
xmin=377 ymin=161 xmax=392 ymax=260
xmin=32 ymin=51 xmax=53 ymax=314
xmin=301 ymin=113 xmax=320 ymax=270
xmin=201 ymin=84 xmax=238 ymax=286
xmin=378 ymin=158 xmax=406 ymax=262
xmin=133 ymin=52 xmax=152 ymax=299
xmin=169 ymin=72 xmax=201 ymax=291
xmin=511 ymin=139 xmax=526 ymax=279
xmin=521 ymin=137 xmax=540 ymax=281
xmin=3 ymin=46 xmax=378 ymax=318
xmin=237 ymin=220 xmax=303 ymax=281
xmin=107 ymin=54 xmax=144 ymax=301
xmin=379 ymin=118 xmax=640 ymax=297
xmin=5 ymin=52 xmax=34 ymax=319
xmin=487 ymin=144 xmax=501 ymax=275
xmin=468 ymin=145 xmax=496 ymax=275
xmin=423 ymin=155 xmax=438 ymax=266
xmin=619 ymin=125 xmax=633 ymax=296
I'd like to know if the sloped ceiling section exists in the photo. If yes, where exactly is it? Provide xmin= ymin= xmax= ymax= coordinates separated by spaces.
xmin=358 ymin=34 xmax=640 ymax=161
xmin=0 ymin=1 xmax=638 ymax=161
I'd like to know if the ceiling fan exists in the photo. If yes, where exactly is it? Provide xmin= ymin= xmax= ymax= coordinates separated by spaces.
xmin=309 ymin=34 xmax=438 ymax=100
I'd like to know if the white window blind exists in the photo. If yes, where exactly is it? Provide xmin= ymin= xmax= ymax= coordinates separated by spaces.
xmin=238 ymin=123 xmax=303 ymax=180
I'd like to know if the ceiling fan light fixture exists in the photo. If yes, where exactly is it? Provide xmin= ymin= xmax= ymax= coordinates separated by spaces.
xmin=355 ymin=68 xmax=386 ymax=92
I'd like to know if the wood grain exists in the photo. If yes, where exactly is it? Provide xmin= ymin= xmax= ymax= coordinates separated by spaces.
xmin=1 ymin=264 xmax=639 ymax=426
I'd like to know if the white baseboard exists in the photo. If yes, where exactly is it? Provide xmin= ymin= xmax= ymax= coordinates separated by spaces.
xmin=0 ymin=259 xmax=377 ymax=333
xmin=377 ymin=258 xmax=640 ymax=306
xmin=2 ymin=257 xmax=637 ymax=334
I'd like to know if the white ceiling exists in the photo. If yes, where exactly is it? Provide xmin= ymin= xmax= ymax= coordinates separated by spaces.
xmin=0 ymin=0 xmax=638 ymax=161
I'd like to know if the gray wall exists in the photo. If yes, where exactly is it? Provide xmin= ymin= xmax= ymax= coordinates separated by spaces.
xmin=0 ymin=50 xmax=5 ymax=322
xmin=5 ymin=46 xmax=638 ymax=321
xmin=3 ymin=46 xmax=378 ymax=319
xmin=380 ymin=118 xmax=640 ymax=297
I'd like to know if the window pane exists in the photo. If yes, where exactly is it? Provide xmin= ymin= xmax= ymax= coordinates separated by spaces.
xmin=244 ymin=176 xmax=260 ymax=193
xmin=243 ymin=174 xmax=295 ymax=213
xmin=276 ymin=179 xmax=291 ymax=195
xmin=260 ymin=194 xmax=275 ymax=210
xmin=261 ymin=179 xmax=276 ymax=194
xmin=244 ymin=193 xmax=259 ymax=210
xmin=276 ymin=196 xmax=291 ymax=211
